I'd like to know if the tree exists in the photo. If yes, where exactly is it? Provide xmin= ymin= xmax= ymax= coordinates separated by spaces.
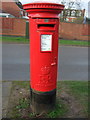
xmin=15 ymin=0 xmax=23 ymax=9
xmin=60 ymin=0 xmax=83 ymax=22
xmin=60 ymin=0 xmax=82 ymax=10
xmin=61 ymin=0 xmax=66 ymax=5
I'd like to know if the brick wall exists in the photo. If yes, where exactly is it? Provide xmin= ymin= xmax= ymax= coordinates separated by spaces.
xmin=59 ymin=22 xmax=90 ymax=41
xmin=0 ymin=17 xmax=90 ymax=41
xmin=1 ymin=17 xmax=26 ymax=36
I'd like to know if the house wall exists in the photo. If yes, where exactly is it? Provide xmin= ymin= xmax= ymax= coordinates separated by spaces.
xmin=1 ymin=1 xmax=21 ymax=18
xmin=0 ymin=17 xmax=90 ymax=41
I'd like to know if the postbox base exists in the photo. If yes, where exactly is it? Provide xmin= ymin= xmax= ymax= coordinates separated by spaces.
xmin=30 ymin=88 xmax=56 ymax=114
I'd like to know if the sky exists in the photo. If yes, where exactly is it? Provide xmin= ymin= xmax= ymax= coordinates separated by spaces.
xmin=19 ymin=0 xmax=90 ymax=17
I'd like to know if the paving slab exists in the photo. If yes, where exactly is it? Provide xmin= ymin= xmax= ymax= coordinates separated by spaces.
xmin=0 ymin=82 xmax=2 ymax=120
xmin=2 ymin=82 xmax=12 ymax=118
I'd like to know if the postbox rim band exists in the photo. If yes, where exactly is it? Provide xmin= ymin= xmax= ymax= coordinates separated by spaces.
xmin=23 ymin=2 xmax=65 ymax=10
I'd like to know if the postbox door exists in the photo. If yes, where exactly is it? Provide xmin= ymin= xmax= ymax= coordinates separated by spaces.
xmin=39 ymin=31 xmax=58 ymax=91
xmin=30 ymin=18 xmax=59 ymax=92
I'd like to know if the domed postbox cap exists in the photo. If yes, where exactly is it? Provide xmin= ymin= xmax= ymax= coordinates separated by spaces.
xmin=23 ymin=3 xmax=65 ymax=18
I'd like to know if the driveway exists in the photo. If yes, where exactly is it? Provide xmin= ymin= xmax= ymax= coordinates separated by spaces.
xmin=2 ymin=44 xmax=88 ymax=81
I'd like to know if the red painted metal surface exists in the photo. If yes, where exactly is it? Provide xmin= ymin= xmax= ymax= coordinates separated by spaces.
xmin=23 ymin=3 xmax=64 ymax=92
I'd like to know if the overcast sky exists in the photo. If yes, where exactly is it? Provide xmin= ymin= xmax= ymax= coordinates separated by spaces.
xmin=19 ymin=0 xmax=90 ymax=17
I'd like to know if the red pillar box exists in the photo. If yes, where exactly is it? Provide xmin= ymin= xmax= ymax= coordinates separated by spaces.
xmin=23 ymin=2 xmax=64 ymax=113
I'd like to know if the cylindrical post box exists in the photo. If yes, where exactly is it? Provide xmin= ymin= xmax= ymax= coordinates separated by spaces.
xmin=23 ymin=2 xmax=64 ymax=114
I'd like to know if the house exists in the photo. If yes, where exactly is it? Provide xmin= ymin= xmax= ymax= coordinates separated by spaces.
xmin=0 ymin=0 xmax=28 ymax=18
xmin=0 ymin=0 xmax=28 ymax=37
xmin=61 ymin=9 xmax=85 ymax=22
xmin=0 ymin=8 xmax=15 ymax=18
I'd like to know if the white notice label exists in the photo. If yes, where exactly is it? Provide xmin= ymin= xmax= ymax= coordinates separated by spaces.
xmin=41 ymin=35 xmax=52 ymax=51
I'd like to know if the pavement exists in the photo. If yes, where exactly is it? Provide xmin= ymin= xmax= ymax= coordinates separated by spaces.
xmin=2 ymin=82 xmax=12 ymax=119
xmin=0 ymin=82 xmax=2 ymax=119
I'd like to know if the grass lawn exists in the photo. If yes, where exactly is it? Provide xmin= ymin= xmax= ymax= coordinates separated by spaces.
xmin=6 ymin=81 xmax=88 ymax=118
xmin=0 ymin=36 xmax=90 ymax=46
xmin=58 ymin=81 xmax=88 ymax=117
xmin=0 ymin=36 xmax=29 ymax=44
xmin=59 ymin=39 xmax=90 ymax=46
